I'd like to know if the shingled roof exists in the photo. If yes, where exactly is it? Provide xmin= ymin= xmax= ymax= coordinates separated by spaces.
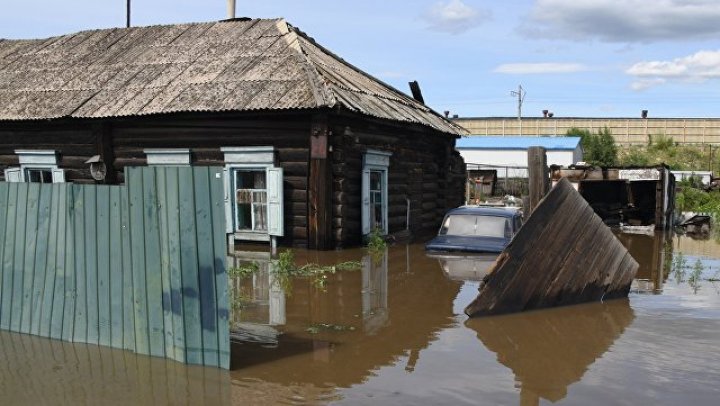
xmin=0 ymin=18 xmax=463 ymax=135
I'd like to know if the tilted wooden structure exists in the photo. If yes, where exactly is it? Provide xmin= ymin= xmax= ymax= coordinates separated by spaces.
xmin=465 ymin=178 xmax=638 ymax=317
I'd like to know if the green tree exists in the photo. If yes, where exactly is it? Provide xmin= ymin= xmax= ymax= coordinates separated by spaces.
xmin=566 ymin=126 xmax=617 ymax=167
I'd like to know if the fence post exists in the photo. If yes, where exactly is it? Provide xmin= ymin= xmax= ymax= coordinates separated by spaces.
xmin=527 ymin=147 xmax=549 ymax=216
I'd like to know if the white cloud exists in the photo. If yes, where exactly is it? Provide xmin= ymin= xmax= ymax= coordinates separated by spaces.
xmin=630 ymin=78 xmax=668 ymax=91
xmin=522 ymin=0 xmax=720 ymax=42
xmin=423 ymin=0 xmax=491 ymax=35
xmin=494 ymin=62 xmax=587 ymax=74
xmin=627 ymin=50 xmax=720 ymax=89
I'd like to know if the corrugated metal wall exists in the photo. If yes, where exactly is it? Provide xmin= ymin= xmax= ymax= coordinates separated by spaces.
xmin=0 ymin=166 xmax=229 ymax=369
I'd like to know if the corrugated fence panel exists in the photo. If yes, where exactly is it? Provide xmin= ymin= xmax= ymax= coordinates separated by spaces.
xmin=177 ymin=166 xmax=203 ymax=365
xmin=0 ymin=167 xmax=229 ymax=369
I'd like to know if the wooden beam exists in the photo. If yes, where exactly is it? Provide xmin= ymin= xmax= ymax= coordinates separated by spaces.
xmin=94 ymin=123 xmax=118 ymax=184
xmin=308 ymin=115 xmax=332 ymax=249
xmin=527 ymin=146 xmax=549 ymax=216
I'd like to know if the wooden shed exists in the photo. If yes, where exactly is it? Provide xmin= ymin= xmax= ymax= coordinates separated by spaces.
xmin=0 ymin=18 xmax=466 ymax=249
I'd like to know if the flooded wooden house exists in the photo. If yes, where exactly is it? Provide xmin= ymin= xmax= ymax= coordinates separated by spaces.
xmin=551 ymin=165 xmax=675 ymax=230
xmin=0 ymin=18 xmax=466 ymax=250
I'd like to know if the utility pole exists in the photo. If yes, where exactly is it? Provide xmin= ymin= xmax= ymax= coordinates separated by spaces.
xmin=510 ymin=85 xmax=526 ymax=121
xmin=126 ymin=0 xmax=131 ymax=28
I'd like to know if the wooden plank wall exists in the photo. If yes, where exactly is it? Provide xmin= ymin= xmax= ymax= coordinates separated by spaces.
xmin=0 ymin=167 xmax=229 ymax=368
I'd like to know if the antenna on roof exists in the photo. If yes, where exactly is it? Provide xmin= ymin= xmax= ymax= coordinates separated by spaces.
xmin=126 ymin=0 xmax=131 ymax=27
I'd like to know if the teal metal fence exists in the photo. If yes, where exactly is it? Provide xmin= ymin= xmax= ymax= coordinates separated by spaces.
xmin=0 ymin=167 xmax=229 ymax=369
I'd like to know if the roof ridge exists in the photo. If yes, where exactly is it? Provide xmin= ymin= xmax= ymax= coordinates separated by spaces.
xmin=288 ymin=26 xmax=459 ymax=129
xmin=281 ymin=22 xmax=336 ymax=109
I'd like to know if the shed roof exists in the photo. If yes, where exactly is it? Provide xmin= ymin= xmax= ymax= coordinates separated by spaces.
xmin=457 ymin=136 xmax=581 ymax=151
xmin=0 ymin=19 xmax=463 ymax=135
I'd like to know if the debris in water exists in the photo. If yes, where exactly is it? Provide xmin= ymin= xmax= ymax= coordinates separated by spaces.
xmin=465 ymin=178 xmax=639 ymax=317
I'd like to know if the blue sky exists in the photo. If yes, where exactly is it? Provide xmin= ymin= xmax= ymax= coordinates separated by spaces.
xmin=2 ymin=0 xmax=719 ymax=118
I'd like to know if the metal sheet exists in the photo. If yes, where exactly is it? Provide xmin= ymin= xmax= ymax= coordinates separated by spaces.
xmin=0 ymin=167 xmax=230 ymax=369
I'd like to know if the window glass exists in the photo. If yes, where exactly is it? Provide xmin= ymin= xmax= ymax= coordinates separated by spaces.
xmin=440 ymin=214 xmax=509 ymax=238
xmin=369 ymin=170 xmax=384 ymax=231
xmin=234 ymin=170 xmax=268 ymax=232
xmin=370 ymin=171 xmax=382 ymax=191
xmin=25 ymin=168 xmax=53 ymax=183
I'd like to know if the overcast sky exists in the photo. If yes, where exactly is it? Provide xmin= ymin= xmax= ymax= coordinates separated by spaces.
xmin=2 ymin=0 xmax=719 ymax=118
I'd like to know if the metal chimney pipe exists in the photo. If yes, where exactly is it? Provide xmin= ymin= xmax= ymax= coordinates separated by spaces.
xmin=227 ymin=0 xmax=236 ymax=19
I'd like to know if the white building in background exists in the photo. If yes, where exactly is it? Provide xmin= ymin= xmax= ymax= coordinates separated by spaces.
xmin=456 ymin=136 xmax=583 ymax=178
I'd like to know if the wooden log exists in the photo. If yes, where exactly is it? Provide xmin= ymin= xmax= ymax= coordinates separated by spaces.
xmin=527 ymin=146 xmax=549 ymax=216
xmin=465 ymin=178 xmax=639 ymax=318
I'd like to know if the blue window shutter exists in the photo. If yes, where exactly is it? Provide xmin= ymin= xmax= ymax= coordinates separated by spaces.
xmin=361 ymin=169 xmax=371 ymax=235
xmin=267 ymin=167 xmax=284 ymax=237
xmin=223 ymin=168 xmax=233 ymax=233
xmin=51 ymin=168 xmax=65 ymax=183
xmin=4 ymin=167 xmax=21 ymax=182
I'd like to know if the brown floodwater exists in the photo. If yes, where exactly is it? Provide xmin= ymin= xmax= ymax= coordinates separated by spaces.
xmin=2 ymin=234 xmax=720 ymax=405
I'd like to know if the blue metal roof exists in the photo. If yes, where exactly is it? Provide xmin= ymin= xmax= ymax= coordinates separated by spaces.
xmin=456 ymin=136 xmax=581 ymax=151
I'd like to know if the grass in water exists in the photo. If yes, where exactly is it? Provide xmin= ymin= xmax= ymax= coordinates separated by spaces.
xmin=672 ymin=252 xmax=687 ymax=283
xmin=228 ymin=250 xmax=361 ymax=295
xmin=367 ymin=228 xmax=387 ymax=252
xmin=688 ymin=259 xmax=704 ymax=294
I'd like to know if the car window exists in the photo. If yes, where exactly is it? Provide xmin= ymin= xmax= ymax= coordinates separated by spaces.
xmin=514 ymin=216 xmax=522 ymax=233
xmin=440 ymin=214 xmax=509 ymax=238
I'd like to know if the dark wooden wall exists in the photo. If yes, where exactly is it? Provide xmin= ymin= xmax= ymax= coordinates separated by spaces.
xmin=0 ymin=110 xmax=465 ymax=249
xmin=0 ymin=112 xmax=312 ymax=247
xmin=328 ymin=113 xmax=465 ymax=248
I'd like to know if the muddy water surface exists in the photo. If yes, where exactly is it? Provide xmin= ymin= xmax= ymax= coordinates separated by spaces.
xmin=2 ymin=235 xmax=720 ymax=405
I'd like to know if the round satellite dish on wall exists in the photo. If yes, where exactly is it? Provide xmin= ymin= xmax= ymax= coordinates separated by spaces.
xmin=90 ymin=162 xmax=107 ymax=181
xmin=85 ymin=155 xmax=107 ymax=181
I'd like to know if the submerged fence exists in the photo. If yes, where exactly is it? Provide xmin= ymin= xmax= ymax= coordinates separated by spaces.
xmin=0 ymin=167 xmax=229 ymax=369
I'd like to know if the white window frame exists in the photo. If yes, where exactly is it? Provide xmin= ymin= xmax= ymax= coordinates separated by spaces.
xmin=362 ymin=149 xmax=391 ymax=236
xmin=144 ymin=149 xmax=191 ymax=165
xmin=4 ymin=150 xmax=64 ymax=183
xmin=222 ymin=147 xmax=284 ymax=243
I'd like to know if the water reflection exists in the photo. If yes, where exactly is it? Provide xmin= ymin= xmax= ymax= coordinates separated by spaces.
xmin=361 ymin=252 xmax=389 ymax=334
xmin=429 ymin=252 xmax=498 ymax=281
xmin=466 ymin=299 xmax=635 ymax=406
xmin=616 ymin=231 xmax=672 ymax=293
xmin=5 ymin=237 xmax=718 ymax=405
xmin=229 ymin=245 xmax=462 ymax=394
xmin=0 ymin=330 xmax=230 ymax=405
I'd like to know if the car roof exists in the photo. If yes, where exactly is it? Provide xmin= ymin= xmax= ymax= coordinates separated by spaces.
xmin=445 ymin=206 xmax=521 ymax=218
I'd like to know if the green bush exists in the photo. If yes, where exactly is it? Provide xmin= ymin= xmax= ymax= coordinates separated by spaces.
xmin=566 ymin=126 xmax=617 ymax=167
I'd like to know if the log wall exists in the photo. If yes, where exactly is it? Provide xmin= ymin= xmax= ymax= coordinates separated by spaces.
xmin=0 ymin=110 xmax=465 ymax=249
xmin=329 ymin=114 xmax=465 ymax=248
xmin=0 ymin=112 xmax=312 ymax=247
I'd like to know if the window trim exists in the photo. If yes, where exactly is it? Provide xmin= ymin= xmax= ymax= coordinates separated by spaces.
xmin=144 ymin=149 xmax=191 ymax=165
xmin=6 ymin=150 xmax=64 ymax=183
xmin=362 ymin=149 xmax=392 ymax=235
xmin=222 ymin=146 xmax=284 ymax=241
